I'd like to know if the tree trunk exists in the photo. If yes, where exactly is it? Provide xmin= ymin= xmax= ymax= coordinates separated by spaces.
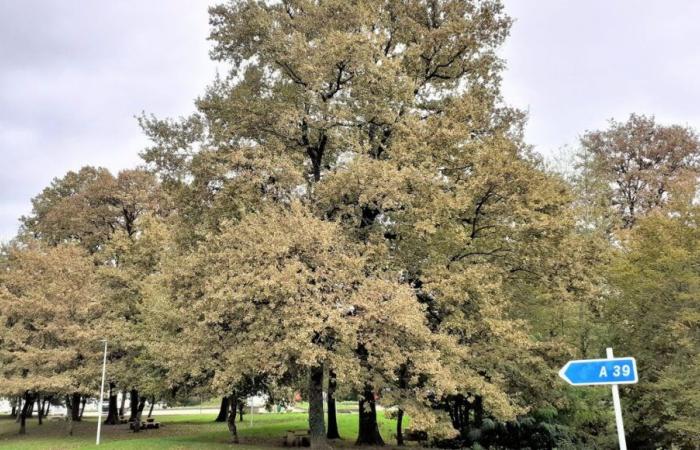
xmin=26 ymin=396 xmax=35 ymax=418
xmin=356 ymin=386 xmax=384 ymax=446
xmin=396 ymin=409 xmax=404 ymax=446
xmin=308 ymin=364 xmax=326 ymax=447
xmin=132 ymin=397 xmax=148 ymax=433
xmin=18 ymin=393 xmax=31 ymax=435
xmin=119 ymin=389 xmax=127 ymax=417
xmin=71 ymin=393 xmax=81 ymax=421
xmin=148 ymin=397 xmax=155 ymax=418
xmin=15 ymin=396 xmax=22 ymax=423
xmin=215 ymin=396 xmax=229 ymax=422
xmin=129 ymin=389 xmax=139 ymax=421
xmin=44 ymin=400 xmax=51 ymax=418
xmin=227 ymin=395 xmax=239 ymax=443
xmin=37 ymin=395 xmax=43 ymax=425
xmin=238 ymin=401 xmax=245 ymax=422
xmin=474 ymin=395 xmax=483 ymax=428
xmin=65 ymin=395 xmax=74 ymax=436
xmin=79 ymin=396 xmax=87 ymax=419
xmin=39 ymin=396 xmax=48 ymax=418
xmin=105 ymin=383 xmax=119 ymax=425
xmin=326 ymin=370 xmax=340 ymax=440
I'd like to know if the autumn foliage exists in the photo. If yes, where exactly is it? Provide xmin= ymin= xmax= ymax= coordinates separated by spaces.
xmin=1 ymin=1 xmax=698 ymax=448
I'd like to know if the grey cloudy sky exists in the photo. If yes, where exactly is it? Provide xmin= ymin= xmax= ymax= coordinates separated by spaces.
xmin=1 ymin=1 xmax=699 ymax=243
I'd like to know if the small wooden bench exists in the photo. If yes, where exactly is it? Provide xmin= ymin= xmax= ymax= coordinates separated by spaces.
xmin=144 ymin=418 xmax=160 ymax=429
xmin=283 ymin=429 xmax=310 ymax=447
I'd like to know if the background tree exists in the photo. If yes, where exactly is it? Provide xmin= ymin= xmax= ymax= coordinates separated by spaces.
xmin=605 ymin=205 xmax=700 ymax=448
xmin=16 ymin=166 xmax=170 ymax=426
xmin=574 ymin=114 xmax=700 ymax=448
xmin=0 ymin=243 xmax=105 ymax=435
xmin=20 ymin=167 xmax=165 ymax=251
xmin=579 ymin=114 xmax=700 ymax=230
xmin=97 ymin=212 xmax=173 ymax=424
xmin=20 ymin=167 xmax=118 ymax=253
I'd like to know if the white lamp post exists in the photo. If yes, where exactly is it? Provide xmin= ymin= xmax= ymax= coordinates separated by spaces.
xmin=96 ymin=340 xmax=108 ymax=445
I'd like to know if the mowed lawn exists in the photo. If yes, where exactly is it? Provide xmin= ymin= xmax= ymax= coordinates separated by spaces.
xmin=0 ymin=412 xmax=404 ymax=450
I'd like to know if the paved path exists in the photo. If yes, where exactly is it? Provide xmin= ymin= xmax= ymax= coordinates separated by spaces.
xmin=81 ymin=407 xmax=222 ymax=417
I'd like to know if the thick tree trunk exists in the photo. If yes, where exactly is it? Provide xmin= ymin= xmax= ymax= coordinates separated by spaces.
xmin=71 ymin=393 xmax=81 ymax=421
xmin=227 ymin=395 xmax=239 ymax=443
xmin=308 ymin=364 xmax=326 ymax=447
xmin=105 ymin=383 xmax=119 ymax=425
xmin=119 ymin=389 xmax=126 ymax=417
xmin=356 ymin=386 xmax=384 ymax=446
xmin=215 ymin=396 xmax=229 ymax=422
xmin=18 ymin=393 xmax=31 ymax=435
xmin=129 ymin=389 xmax=139 ymax=421
xmin=238 ymin=401 xmax=245 ymax=422
xmin=396 ymin=409 xmax=405 ymax=446
xmin=148 ymin=397 xmax=155 ymax=418
xmin=65 ymin=395 xmax=74 ymax=436
xmin=326 ymin=370 xmax=340 ymax=440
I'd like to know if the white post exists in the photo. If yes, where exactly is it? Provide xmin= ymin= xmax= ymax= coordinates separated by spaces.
xmin=96 ymin=340 xmax=108 ymax=445
xmin=250 ymin=379 xmax=255 ymax=427
xmin=606 ymin=347 xmax=627 ymax=450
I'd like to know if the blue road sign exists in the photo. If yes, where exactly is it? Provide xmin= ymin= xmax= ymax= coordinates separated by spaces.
xmin=559 ymin=357 xmax=638 ymax=386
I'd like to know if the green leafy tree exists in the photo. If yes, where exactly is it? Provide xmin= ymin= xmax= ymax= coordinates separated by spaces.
xmin=575 ymin=115 xmax=700 ymax=447
xmin=606 ymin=206 xmax=700 ymax=448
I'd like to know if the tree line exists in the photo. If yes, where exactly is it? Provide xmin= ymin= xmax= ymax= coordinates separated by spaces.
xmin=1 ymin=1 xmax=698 ymax=448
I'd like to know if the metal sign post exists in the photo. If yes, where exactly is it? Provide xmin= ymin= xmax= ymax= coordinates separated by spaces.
xmin=559 ymin=347 xmax=636 ymax=450
xmin=607 ymin=347 xmax=628 ymax=450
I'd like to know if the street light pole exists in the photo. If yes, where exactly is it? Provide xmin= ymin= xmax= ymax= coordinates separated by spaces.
xmin=96 ymin=340 xmax=108 ymax=445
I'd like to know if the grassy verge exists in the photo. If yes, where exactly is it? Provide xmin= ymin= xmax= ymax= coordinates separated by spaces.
xmin=0 ymin=411 xmax=402 ymax=450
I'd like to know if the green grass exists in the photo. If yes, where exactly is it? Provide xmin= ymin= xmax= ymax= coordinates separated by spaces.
xmin=0 ymin=411 xmax=404 ymax=450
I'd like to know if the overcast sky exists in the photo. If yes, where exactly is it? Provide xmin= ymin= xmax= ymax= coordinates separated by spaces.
xmin=1 ymin=1 xmax=699 ymax=243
